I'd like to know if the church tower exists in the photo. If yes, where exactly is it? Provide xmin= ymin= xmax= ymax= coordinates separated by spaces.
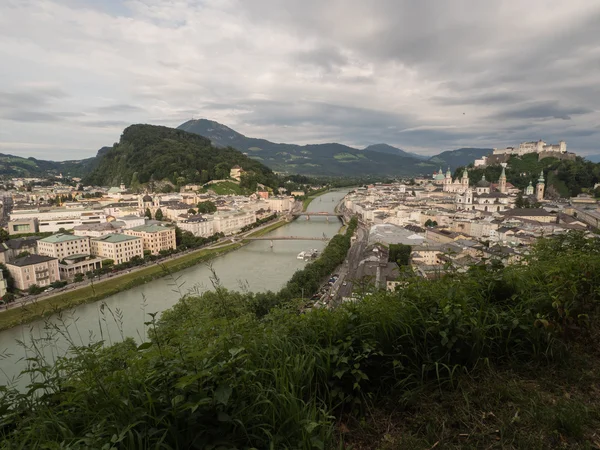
xmin=525 ymin=181 xmax=534 ymax=196
xmin=536 ymin=170 xmax=545 ymax=202
xmin=499 ymin=166 xmax=507 ymax=194
xmin=443 ymin=167 xmax=452 ymax=191
xmin=461 ymin=168 xmax=469 ymax=189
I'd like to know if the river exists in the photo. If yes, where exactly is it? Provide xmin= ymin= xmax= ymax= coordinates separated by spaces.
xmin=0 ymin=190 xmax=347 ymax=389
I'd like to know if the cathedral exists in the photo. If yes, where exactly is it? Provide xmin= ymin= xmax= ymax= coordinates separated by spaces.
xmin=443 ymin=167 xmax=470 ymax=193
xmin=454 ymin=167 xmax=513 ymax=212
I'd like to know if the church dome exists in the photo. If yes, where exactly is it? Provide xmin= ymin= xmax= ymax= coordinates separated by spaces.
xmin=475 ymin=175 xmax=491 ymax=187
xmin=142 ymin=194 xmax=153 ymax=202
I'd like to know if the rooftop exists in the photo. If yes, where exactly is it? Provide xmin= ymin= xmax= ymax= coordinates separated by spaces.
xmin=92 ymin=234 xmax=141 ymax=244
xmin=39 ymin=233 xmax=87 ymax=244
xmin=128 ymin=224 xmax=173 ymax=233
xmin=8 ymin=254 xmax=57 ymax=267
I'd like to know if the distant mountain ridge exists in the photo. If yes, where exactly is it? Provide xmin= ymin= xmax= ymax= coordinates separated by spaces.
xmin=0 ymin=119 xmax=493 ymax=181
xmin=178 ymin=119 xmax=490 ymax=176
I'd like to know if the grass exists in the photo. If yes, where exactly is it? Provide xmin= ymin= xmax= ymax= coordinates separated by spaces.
xmin=206 ymin=181 xmax=245 ymax=195
xmin=340 ymin=345 xmax=600 ymax=449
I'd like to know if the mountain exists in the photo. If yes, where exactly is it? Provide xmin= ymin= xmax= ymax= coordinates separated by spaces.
xmin=177 ymin=119 xmax=439 ymax=177
xmin=362 ymin=143 xmax=429 ymax=160
xmin=83 ymin=124 xmax=278 ymax=188
xmin=0 ymin=153 xmax=97 ymax=178
xmin=428 ymin=148 xmax=492 ymax=169
xmin=584 ymin=154 xmax=600 ymax=163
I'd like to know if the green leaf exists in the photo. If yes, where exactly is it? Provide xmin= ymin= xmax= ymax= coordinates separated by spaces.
xmin=217 ymin=411 xmax=231 ymax=422
xmin=214 ymin=385 xmax=232 ymax=405
xmin=137 ymin=342 xmax=152 ymax=351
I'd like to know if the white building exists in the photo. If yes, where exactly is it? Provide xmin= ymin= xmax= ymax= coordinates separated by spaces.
xmin=90 ymin=234 xmax=144 ymax=264
xmin=177 ymin=215 xmax=215 ymax=238
xmin=266 ymin=196 xmax=293 ymax=213
xmin=212 ymin=210 xmax=256 ymax=235
xmin=37 ymin=234 xmax=91 ymax=259
xmin=9 ymin=207 xmax=107 ymax=233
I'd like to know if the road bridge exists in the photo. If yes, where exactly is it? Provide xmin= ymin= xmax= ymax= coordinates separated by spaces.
xmin=291 ymin=212 xmax=344 ymax=221
xmin=233 ymin=235 xmax=330 ymax=247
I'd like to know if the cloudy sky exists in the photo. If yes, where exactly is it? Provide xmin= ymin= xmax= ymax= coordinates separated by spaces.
xmin=1 ymin=0 xmax=600 ymax=160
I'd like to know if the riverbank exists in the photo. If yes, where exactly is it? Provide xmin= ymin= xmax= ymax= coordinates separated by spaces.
xmin=302 ymin=188 xmax=330 ymax=211
xmin=0 ymin=218 xmax=290 ymax=332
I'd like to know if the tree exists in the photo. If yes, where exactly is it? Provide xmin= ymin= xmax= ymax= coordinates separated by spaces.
xmin=0 ymin=229 xmax=10 ymax=243
xmin=28 ymin=284 xmax=43 ymax=295
xmin=74 ymin=273 xmax=84 ymax=283
xmin=515 ymin=192 xmax=527 ymax=209
xmin=155 ymin=209 xmax=164 ymax=221
xmin=424 ymin=219 xmax=437 ymax=227
xmin=16 ymin=251 xmax=30 ymax=259
xmin=197 ymin=201 xmax=217 ymax=214
xmin=145 ymin=208 xmax=152 ymax=219
xmin=0 ymin=263 xmax=15 ymax=292
xmin=130 ymin=172 xmax=141 ymax=193
xmin=188 ymin=208 xmax=197 ymax=215
xmin=389 ymin=244 xmax=412 ymax=267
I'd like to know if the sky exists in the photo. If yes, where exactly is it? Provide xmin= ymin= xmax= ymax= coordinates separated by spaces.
xmin=1 ymin=0 xmax=600 ymax=161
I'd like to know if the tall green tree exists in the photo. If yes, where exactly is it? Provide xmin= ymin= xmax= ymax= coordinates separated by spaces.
xmin=145 ymin=208 xmax=152 ymax=219
xmin=155 ymin=209 xmax=164 ymax=221
xmin=197 ymin=201 xmax=217 ymax=214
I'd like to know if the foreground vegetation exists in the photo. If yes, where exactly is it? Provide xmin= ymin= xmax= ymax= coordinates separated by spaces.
xmin=2 ymin=232 xmax=600 ymax=448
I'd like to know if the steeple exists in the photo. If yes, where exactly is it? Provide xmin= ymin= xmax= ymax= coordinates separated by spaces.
xmin=499 ymin=166 xmax=507 ymax=193
xmin=536 ymin=170 xmax=545 ymax=201
xmin=445 ymin=167 xmax=451 ymax=178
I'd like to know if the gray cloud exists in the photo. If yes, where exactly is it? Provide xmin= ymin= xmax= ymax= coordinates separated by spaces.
xmin=92 ymin=104 xmax=143 ymax=113
xmin=491 ymin=101 xmax=593 ymax=121
xmin=294 ymin=46 xmax=348 ymax=72
xmin=2 ymin=110 xmax=83 ymax=123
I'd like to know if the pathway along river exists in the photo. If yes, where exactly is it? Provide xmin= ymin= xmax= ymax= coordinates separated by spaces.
xmin=0 ymin=190 xmax=348 ymax=389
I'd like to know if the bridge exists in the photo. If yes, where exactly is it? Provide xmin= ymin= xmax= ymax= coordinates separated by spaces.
xmin=234 ymin=235 xmax=329 ymax=242
xmin=232 ymin=235 xmax=330 ymax=247
xmin=291 ymin=212 xmax=344 ymax=221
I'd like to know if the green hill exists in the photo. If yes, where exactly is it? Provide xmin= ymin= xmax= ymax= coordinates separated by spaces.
xmin=83 ymin=124 xmax=278 ymax=188
xmin=428 ymin=147 xmax=492 ymax=169
xmin=0 ymin=153 xmax=97 ymax=178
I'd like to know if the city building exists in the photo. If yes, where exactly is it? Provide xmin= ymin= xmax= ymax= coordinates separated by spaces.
xmin=212 ymin=210 xmax=256 ymax=235
xmin=0 ymin=271 xmax=7 ymax=299
xmin=455 ymin=174 xmax=512 ymax=212
xmin=73 ymin=222 xmax=124 ymax=237
xmin=124 ymin=225 xmax=177 ymax=255
xmin=266 ymin=196 xmax=292 ymax=212
xmin=177 ymin=215 xmax=215 ymax=237
xmin=37 ymin=234 xmax=91 ymax=259
xmin=7 ymin=218 xmax=38 ymax=235
xmin=9 ymin=207 xmax=107 ymax=233
xmin=6 ymin=254 xmax=60 ymax=291
xmin=90 ymin=234 xmax=144 ymax=264
xmin=230 ymin=165 xmax=244 ymax=181
xmin=58 ymin=255 xmax=103 ymax=280
xmin=0 ymin=237 xmax=40 ymax=264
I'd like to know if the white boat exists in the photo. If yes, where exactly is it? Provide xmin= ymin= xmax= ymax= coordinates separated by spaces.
xmin=297 ymin=251 xmax=307 ymax=260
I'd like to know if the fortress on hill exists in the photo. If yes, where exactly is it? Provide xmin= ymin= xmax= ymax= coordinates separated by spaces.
xmin=492 ymin=139 xmax=566 ymax=156
xmin=475 ymin=139 xmax=576 ymax=167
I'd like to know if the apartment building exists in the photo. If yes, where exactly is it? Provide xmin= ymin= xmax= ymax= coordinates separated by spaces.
xmin=90 ymin=234 xmax=144 ymax=265
xmin=177 ymin=215 xmax=215 ymax=238
xmin=6 ymin=254 xmax=59 ymax=291
xmin=124 ymin=225 xmax=176 ymax=255
xmin=37 ymin=234 xmax=91 ymax=259
xmin=212 ymin=210 xmax=256 ymax=235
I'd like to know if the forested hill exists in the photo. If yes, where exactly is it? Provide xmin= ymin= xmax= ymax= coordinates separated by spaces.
xmin=83 ymin=124 xmax=278 ymax=188
xmin=0 ymin=153 xmax=96 ymax=178
xmin=455 ymin=153 xmax=600 ymax=198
